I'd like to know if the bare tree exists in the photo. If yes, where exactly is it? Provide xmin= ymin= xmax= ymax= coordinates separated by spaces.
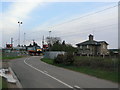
xmin=46 ymin=37 xmax=61 ymax=46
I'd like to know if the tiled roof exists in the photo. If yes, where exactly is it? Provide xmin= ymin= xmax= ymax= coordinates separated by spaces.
xmin=76 ymin=40 xmax=108 ymax=46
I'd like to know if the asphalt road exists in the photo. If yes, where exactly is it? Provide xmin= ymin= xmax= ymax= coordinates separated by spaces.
xmin=10 ymin=56 xmax=118 ymax=89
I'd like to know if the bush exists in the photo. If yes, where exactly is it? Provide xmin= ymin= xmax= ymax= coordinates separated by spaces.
xmin=74 ymin=56 xmax=91 ymax=66
xmin=73 ymin=56 xmax=119 ymax=71
xmin=54 ymin=53 xmax=75 ymax=65
xmin=63 ymin=53 xmax=74 ymax=65
xmin=53 ymin=54 xmax=65 ymax=64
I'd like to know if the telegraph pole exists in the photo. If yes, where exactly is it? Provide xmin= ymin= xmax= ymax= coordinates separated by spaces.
xmin=48 ymin=31 xmax=51 ymax=50
xmin=11 ymin=38 xmax=13 ymax=45
xmin=49 ymin=31 xmax=51 ymax=45
xmin=42 ymin=35 xmax=44 ymax=47
xmin=18 ymin=21 xmax=22 ymax=47
xmin=24 ymin=33 xmax=26 ymax=46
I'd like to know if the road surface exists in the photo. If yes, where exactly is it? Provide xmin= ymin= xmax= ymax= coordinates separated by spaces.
xmin=10 ymin=56 xmax=118 ymax=89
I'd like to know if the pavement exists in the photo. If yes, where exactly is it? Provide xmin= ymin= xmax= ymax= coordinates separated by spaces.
xmin=9 ymin=56 xmax=119 ymax=89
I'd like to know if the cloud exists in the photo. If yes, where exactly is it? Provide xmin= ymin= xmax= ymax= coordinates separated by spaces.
xmin=1 ymin=2 xmax=118 ymax=49
xmin=1 ymin=2 xmax=43 ymax=47
xmin=1 ymin=0 xmax=119 ymax=2
xmin=28 ymin=3 xmax=118 ymax=48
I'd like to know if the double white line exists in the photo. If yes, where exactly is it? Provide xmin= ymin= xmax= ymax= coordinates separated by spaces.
xmin=24 ymin=57 xmax=83 ymax=90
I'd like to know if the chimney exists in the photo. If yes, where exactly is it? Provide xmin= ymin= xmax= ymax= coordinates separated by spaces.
xmin=89 ymin=34 xmax=93 ymax=41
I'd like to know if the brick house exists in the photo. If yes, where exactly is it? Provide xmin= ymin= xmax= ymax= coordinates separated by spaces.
xmin=76 ymin=34 xmax=109 ymax=56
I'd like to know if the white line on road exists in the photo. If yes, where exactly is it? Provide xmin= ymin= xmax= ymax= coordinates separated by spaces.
xmin=74 ymin=85 xmax=84 ymax=90
xmin=44 ymin=70 xmax=48 ymax=73
xmin=74 ymin=85 xmax=81 ymax=88
xmin=24 ymin=58 xmax=73 ymax=88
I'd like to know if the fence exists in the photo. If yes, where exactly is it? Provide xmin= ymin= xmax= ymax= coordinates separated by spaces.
xmin=2 ymin=51 xmax=28 ymax=57
xmin=43 ymin=51 xmax=65 ymax=59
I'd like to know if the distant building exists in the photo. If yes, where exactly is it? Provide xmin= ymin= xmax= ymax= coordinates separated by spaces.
xmin=109 ymin=49 xmax=119 ymax=56
xmin=76 ymin=34 xmax=109 ymax=56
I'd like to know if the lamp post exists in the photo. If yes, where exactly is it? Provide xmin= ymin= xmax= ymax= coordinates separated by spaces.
xmin=49 ymin=31 xmax=51 ymax=44
xmin=24 ymin=32 xmax=26 ymax=46
xmin=18 ymin=21 xmax=22 ymax=47
xmin=48 ymin=31 xmax=51 ymax=50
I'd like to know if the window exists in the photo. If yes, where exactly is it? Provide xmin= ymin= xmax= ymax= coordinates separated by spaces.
xmin=87 ymin=45 xmax=89 ymax=49
xmin=80 ymin=46 xmax=82 ymax=49
xmin=103 ymin=45 xmax=105 ymax=49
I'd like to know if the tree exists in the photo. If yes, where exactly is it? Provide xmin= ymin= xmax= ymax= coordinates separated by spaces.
xmin=62 ymin=40 xmax=65 ymax=45
xmin=29 ymin=44 xmax=32 ymax=47
xmin=46 ymin=37 xmax=61 ymax=46
xmin=50 ymin=41 xmax=77 ymax=52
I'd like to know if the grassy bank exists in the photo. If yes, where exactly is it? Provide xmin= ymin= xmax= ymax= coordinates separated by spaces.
xmin=41 ymin=58 xmax=119 ymax=83
xmin=2 ymin=56 xmax=24 ymax=60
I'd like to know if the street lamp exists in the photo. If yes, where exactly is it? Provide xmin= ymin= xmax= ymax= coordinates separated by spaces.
xmin=18 ymin=21 xmax=22 ymax=47
xmin=48 ymin=31 xmax=52 ymax=50
xmin=49 ymin=31 xmax=51 ymax=38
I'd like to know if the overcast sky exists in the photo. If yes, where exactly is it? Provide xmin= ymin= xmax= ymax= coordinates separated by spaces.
xmin=0 ymin=0 xmax=119 ymax=49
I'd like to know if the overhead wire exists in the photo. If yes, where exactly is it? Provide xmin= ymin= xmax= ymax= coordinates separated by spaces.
xmin=20 ymin=4 xmax=118 ymax=44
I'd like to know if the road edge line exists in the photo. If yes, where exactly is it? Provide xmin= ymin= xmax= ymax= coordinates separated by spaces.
xmin=24 ymin=58 xmax=73 ymax=89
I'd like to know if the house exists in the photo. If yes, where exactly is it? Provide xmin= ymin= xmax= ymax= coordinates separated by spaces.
xmin=76 ymin=34 xmax=109 ymax=56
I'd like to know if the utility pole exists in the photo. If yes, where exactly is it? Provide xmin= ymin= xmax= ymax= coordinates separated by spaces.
xmin=42 ymin=35 xmax=44 ymax=48
xmin=24 ymin=33 xmax=26 ymax=46
xmin=33 ymin=39 xmax=35 ymax=45
xmin=11 ymin=38 xmax=13 ymax=44
xmin=18 ymin=21 xmax=22 ymax=47
xmin=48 ymin=31 xmax=51 ymax=50
xmin=49 ymin=31 xmax=51 ymax=45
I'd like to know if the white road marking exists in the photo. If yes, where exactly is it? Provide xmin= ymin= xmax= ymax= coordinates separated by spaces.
xmin=24 ymin=58 xmax=73 ymax=88
xmin=74 ymin=85 xmax=81 ymax=88
xmin=74 ymin=85 xmax=84 ymax=90
xmin=44 ymin=70 xmax=48 ymax=73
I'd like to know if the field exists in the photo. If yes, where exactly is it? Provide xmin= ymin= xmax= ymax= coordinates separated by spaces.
xmin=41 ymin=57 xmax=119 ymax=83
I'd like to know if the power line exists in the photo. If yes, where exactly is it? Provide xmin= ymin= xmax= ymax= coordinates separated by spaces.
xmin=49 ymin=4 xmax=118 ymax=28
xmin=13 ymin=4 xmax=118 ymax=45
xmin=24 ymin=23 xmax=117 ymax=42
xmin=56 ymin=24 xmax=117 ymax=37
xmin=54 ymin=24 xmax=117 ymax=37
xmin=26 ymin=4 xmax=118 ymax=35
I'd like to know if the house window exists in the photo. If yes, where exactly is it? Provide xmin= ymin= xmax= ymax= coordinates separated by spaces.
xmin=87 ymin=45 xmax=89 ymax=49
xmin=103 ymin=45 xmax=105 ymax=49
xmin=80 ymin=46 xmax=82 ymax=49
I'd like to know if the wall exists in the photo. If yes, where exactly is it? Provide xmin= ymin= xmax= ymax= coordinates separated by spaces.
xmin=43 ymin=51 xmax=65 ymax=59
xmin=100 ymin=43 xmax=109 ymax=55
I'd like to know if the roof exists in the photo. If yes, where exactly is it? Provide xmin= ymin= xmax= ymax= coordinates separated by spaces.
xmin=76 ymin=40 xmax=108 ymax=46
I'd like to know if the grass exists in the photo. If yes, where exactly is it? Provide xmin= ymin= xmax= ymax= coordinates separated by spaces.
xmin=41 ymin=58 xmax=119 ymax=83
xmin=0 ymin=77 xmax=2 ymax=89
xmin=2 ymin=56 xmax=23 ymax=60
xmin=0 ymin=77 xmax=8 ymax=89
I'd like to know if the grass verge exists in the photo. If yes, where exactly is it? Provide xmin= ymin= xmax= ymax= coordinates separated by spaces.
xmin=2 ymin=56 xmax=23 ymax=60
xmin=0 ymin=77 xmax=8 ymax=89
xmin=41 ymin=58 xmax=119 ymax=83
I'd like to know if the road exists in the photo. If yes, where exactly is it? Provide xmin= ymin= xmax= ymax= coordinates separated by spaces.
xmin=10 ymin=56 xmax=118 ymax=89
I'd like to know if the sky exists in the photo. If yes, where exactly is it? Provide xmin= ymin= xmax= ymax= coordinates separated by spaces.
xmin=0 ymin=0 xmax=119 ymax=49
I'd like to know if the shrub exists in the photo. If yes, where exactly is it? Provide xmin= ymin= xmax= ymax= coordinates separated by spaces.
xmin=73 ymin=56 xmax=118 ymax=71
xmin=63 ymin=53 xmax=74 ymax=65
xmin=53 ymin=54 xmax=65 ymax=64
xmin=54 ymin=53 xmax=75 ymax=65
xmin=74 ymin=56 xmax=91 ymax=66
